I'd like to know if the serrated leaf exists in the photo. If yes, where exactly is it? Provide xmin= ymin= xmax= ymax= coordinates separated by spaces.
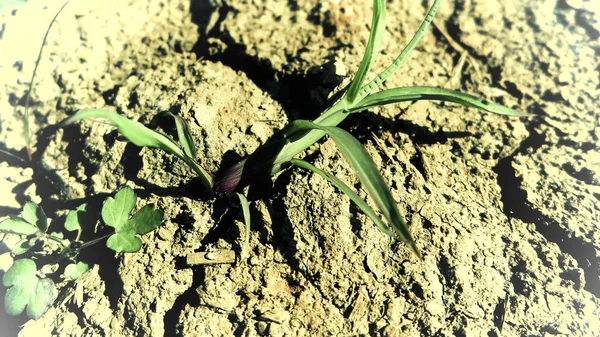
xmin=4 ymin=279 xmax=30 ymax=315
xmin=3 ymin=258 xmax=36 ymax=287
xmin=106 ymin=232 xmax=142 ymax=253
xmin=128 ymin=204 xmax=163 ymax=235
xmin=64 ymin=262 xmax=89 ymax=281
xmin=102 ymin=186 xmax=136 ymax=230
xmin=20 ymin=203 xmax=38 ymax=227
xmin=101 ymin=188 xmax=162 ymax=253
xmin=0 ymin=217 xmax=39 ymax=236
xmin=65 ymin=204 xmax=87 ymax=232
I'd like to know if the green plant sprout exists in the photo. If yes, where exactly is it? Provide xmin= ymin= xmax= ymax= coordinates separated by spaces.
xmin=60 ymin=0 xmax=530 ymax=260
xmin=0 ymin=186 xmax=163 ymax=319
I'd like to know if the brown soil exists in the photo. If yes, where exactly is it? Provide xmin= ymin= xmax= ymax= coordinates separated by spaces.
xmin=1 ymin=0 xmax=599 ymax=336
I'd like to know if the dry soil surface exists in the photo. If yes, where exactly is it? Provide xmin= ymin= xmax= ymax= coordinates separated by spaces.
xmin=0 ymin=0 xmax=599 ymax=336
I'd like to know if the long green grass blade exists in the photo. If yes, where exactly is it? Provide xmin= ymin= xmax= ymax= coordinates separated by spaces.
xmin=166 ymin=112 xmax=197 ymax=160
xmin=291 ymin=158 xmax=393 ymax=237
xmin=286 ymin=120 xmax=420 ymax=257
xmin=349 ymin=86 xmax=533 ymax=116
xmin=354 ymin=0 xmax=441 ymax=104
xmin=344 ymin=0 xmax=386 ymax=105
xmin=24 ymin=1 xmax=70 ymax=160
xmin=236 ymin=192 xmax=251 ymax=260
xmin=60 ymin=109 xmax=213 ymax=189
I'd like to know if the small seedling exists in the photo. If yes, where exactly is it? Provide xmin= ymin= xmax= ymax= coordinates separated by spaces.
xmin=60 ymin=0 xmax=530 ymax=258
xmin=0 ymin=186 xmax=163 ymax=319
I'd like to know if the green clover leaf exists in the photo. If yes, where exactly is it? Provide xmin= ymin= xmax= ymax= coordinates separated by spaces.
xmin=0 ymin=217 xmax=38 ymax=236
xmin=3 ymin=259 xmax=56 ymax=319
xmin=102 ymin=187 xmax=163 ymax=253
xmin=64 ymin=262 xmax=89 ymax=281
xmin=102 ymin=187 xmax=136 ymax=230
xmin=64 ymin=204 xmax=87 ymax=232
xmin=0 ymin=202 xmax=48 ymax=237
xmin=21 ymin=202 xmax=48 ymax=233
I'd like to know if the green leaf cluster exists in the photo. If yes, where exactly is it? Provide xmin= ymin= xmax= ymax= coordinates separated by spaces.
xmin=102 ymin=186 xmax=163 ymax=253
xmin=0 ymin=187 xmax=162 ymax=320
xmin=3 ymin=259 xmax=56 ymax=319
xmin=0 ymin=202 xmax=49 ymax=255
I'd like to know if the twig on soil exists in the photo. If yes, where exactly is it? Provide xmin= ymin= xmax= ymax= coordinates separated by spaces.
xmin=186 ymin=250 xmax=236 ymax=265
xmin=371 ymin=131 xmax=395 ymax=162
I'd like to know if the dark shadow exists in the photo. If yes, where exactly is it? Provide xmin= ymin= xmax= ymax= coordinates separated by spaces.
xmin=163 ymin=195 xmax=238 ymax=337
xmin=340 ymin=109 xmax=472 ymax=146
xmin=188 ymin=1 xmax=344 ymax=123
xmin=493 ymin=111 xmax=600 ymax=298
xmin=163 ymin=265 xmax=205 ymax=337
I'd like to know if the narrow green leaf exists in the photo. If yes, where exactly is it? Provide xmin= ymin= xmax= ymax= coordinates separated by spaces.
xmin=102 ymin=186 xmax=136 ymax=230
xmin=286 ymin=120 xmax=420 ymax=257
xmin=61 ymin=109 xmax=182 ymax=153
xmin=236 ymin=193 xmax=251 ymax=259
xmin=354 ymin=0 xmax=442 ymax=103
xmin=167 ymin=112 xmax=197 ymax=160
xmin=23 ymin=1 xmax=71 ymax=160
xmin=128 ymin=204 xmax=163 ymax=235
xmin=59 ymin=109 xmax=213 ymax=190
xmin=291 ymin=159 xmax=393 ymax=237
xmin=106 ymin=232 xmax=142 ymax=253
xmin=350 ymin=86 xmax=533 ymax=117
xmin=0 ymin=217 xmax=39 ymax=236
xmin=65 ymin=204 xmax=87 ymax=232
xmin=345 ymin=0 xmax=386 ymax=104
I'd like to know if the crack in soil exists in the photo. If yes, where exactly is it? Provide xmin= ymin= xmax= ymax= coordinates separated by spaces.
xmin=493 ymin=119 xmax=600 ymax=298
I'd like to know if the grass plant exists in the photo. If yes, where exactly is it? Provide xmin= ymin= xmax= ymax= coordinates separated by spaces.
xmin=61 ymin=0 xmax=531 ymax=258
xmin=2 ymin=0 xmax=533 ymax=322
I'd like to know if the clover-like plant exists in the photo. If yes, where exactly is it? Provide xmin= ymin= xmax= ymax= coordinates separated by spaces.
xmin=0 ymin=186 xmax=162 ymax=319
xmin=60 ymin=0 xmax=531 ymax=258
